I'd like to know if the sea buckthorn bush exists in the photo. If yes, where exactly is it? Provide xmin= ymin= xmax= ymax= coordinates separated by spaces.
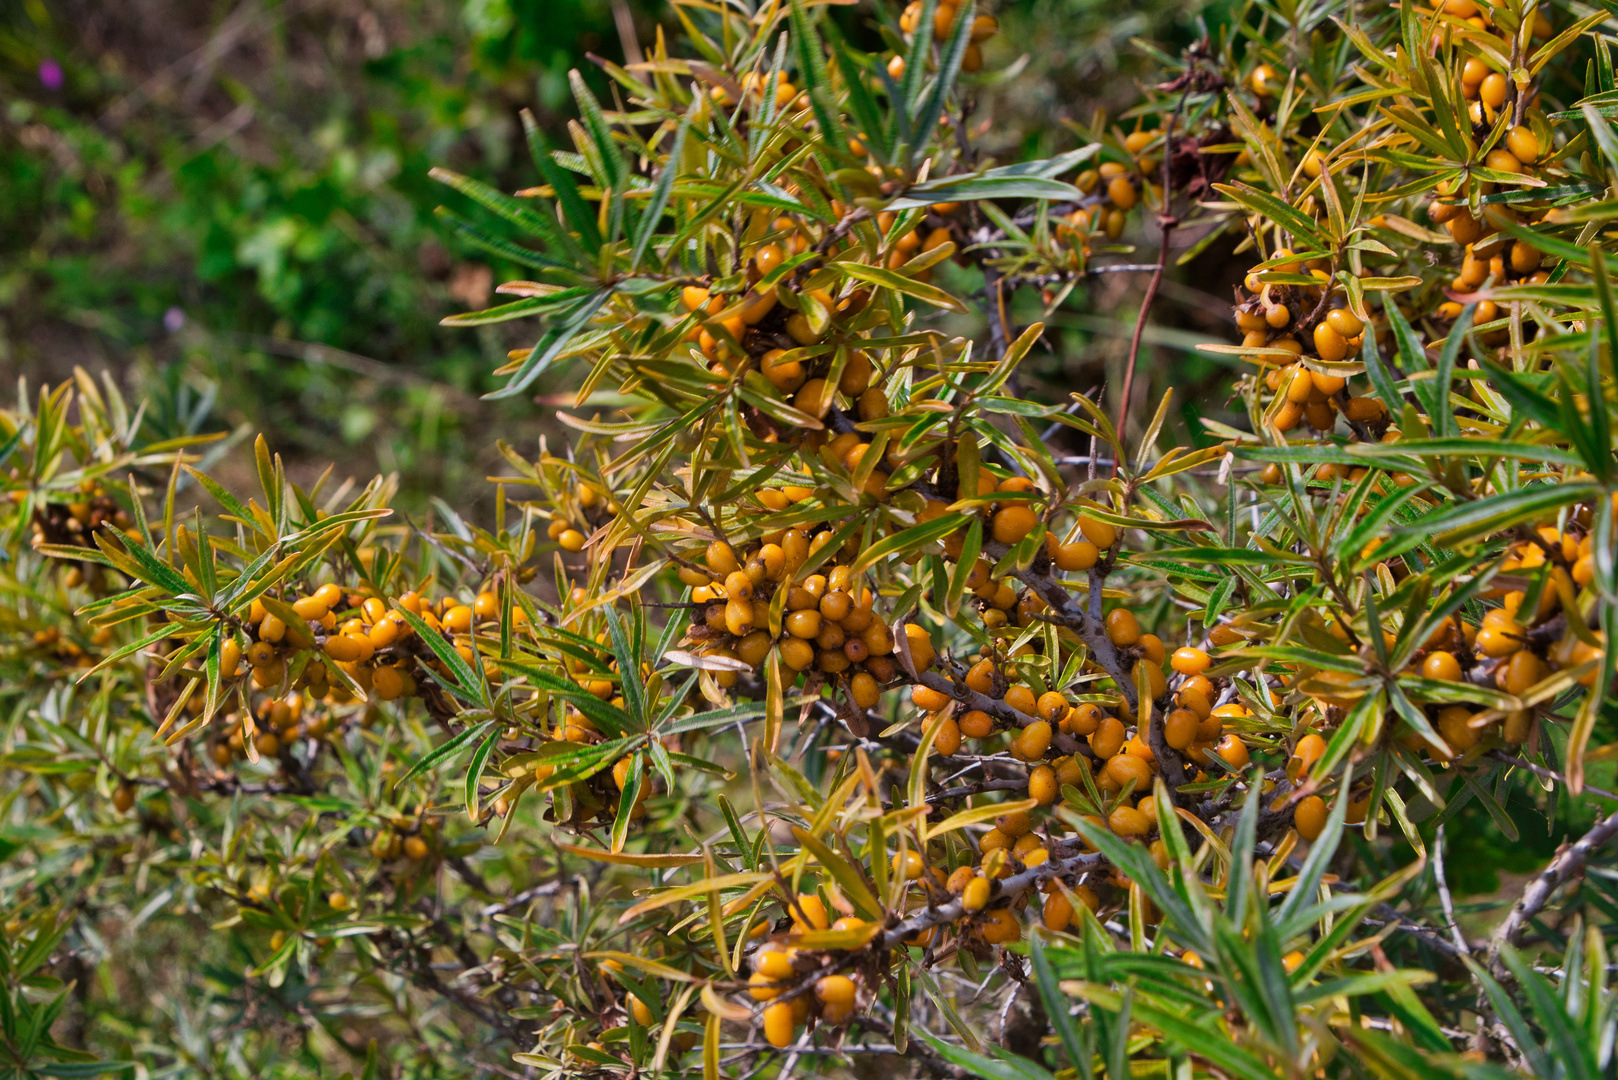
xmin=9 ymin=0 xmax=1618 ymax=1076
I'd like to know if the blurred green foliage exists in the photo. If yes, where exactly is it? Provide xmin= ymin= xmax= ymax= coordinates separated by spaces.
xmin=0 ymin=0 xmax=678 ymax=505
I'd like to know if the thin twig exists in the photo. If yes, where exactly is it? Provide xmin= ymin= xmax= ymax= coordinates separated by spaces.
xmin=1489 ymin=750 xmax=1618 ymax=803
xmin=1114 ymin=90 xmax=1188 ymax=470
xmin=1433 ymin=824 xmax=1470 ymax=955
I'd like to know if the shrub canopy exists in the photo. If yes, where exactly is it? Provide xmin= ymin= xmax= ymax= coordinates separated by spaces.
xmin=6 ymin=1 xmax=1618 ymax=1078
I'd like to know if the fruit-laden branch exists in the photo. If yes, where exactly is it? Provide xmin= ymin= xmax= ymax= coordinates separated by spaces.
xmin=914 ymin=668 xmax=1091 ymax=759
xmin=1488 ymin=807 xmax=1618 ymax=967
xmin=981 ymin=541 xmax=1139 ymax=708
xmin=977 ymin=540 xmax=1198 ymax=799
xmin=880 ymin=846 xmax=1107 ymax=950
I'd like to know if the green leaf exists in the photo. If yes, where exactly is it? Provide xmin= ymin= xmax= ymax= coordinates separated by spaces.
xmin=909 ymin=0 xmax=975 ymax=168
xmin=793 ymin=828 xmax=884 ymax=921
xmin=1501 ymin=946 xmax=1600 ymax=1080
xmin=629 ymin=109 xmax=693 ymax=271
xmin=492 ymin=658 xmax=633 ymax=737
xmin=828 ymin=29 xmax=890 ymax=162
xmin=1213 ymin=181 xmax=1326 ymax=248
xmin=1425 ymin=302 xmax=1474 ymax=437
xmin=430 ymin=166 xmax=570 ymax=253
xmin=1404 ymin=481 xmax=1600 ymax=549
xmin=838 ymin=262 xmax=968 ymax=311
xmin=849 ymin=513 xmax=966 ymax=574
xmin=484 ymin=289 xmax=612 ymax=401
xmin=914 ymin=1033 xmax=1054 ymax=1080
xmin=568 ymin=69 xmax=627 ymax=241
xmin=433 ymin=207 xmax=568 ymax=272
xmin=888 ymin=147 xmax=1098 ymax=210
xmin=394 ymin=718 xmax=499 ymax=792
xmin=1029 ymin=937 xmax=1085 ymax=1071
xmin=789 ymin=0 xmax=848 ymax=157
xmin=393 ymin=606 xmax=488 ymax=709
xmin=523 ymin=109 xmax=602 ymax=254
xmin=464 ymin=724 xmax=501 ymax=823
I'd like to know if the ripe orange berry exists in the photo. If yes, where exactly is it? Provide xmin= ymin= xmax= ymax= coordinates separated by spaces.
xmin=1067 ymin=703 xmax=1102 ymax=736
xmin=1103 ymin=753 xmax=1153 ymax=791
xmin=1170 ymin=647 xmax=1210 ymax=675
xmin=965 ymin=659 xmax=997 ymax=695
xmin=979 ymin=907 xmax=1021 ymax=944
xmin=1294 ymin=795 xmax=1328 ymax=841
xmin=372 ymin=664 xmax=405 ymax=701
xmin=763 ymin=1001 xmax=797 ymax=1048
xmin=1037 ymin=691 xmax=1070 ymax=722
xmin=1475 ymin=624 xmax=1522 ymax=658
xmin=1055 ymin=540 xmax=1100 ymax=571
xmin=1215 ymin=734 xmax=1251 ymax=770
xmin=991 ymin=504 xmax=1039 ymax=545
xmin=1028 ymin=764 xmax=1059 ymax=805
xmin=1011 ymin=720 xmax=1052 ymax=762
xmin=1043 ymin=891 xmax=1074 ymax=932
xmin=1163 ymin=708 xmax=1198 ymax=751
xmin=1437 ymin=705 xmax=1478 ymax=755
xmin=959 ymin=709 xmax=994 ymax=739
xmin=1479 ymin=72 xmax=1508 ymax=109
xmin=1499 ymin=649 xmax=1544 ymax=696
xmin=1289 ymin=732 xmax=1326 ymax=779
xmin=1089 ymin=716 xmax=1126 ymax=759
xmin=220 ymin=638 xmax=242 ymax=678
xmin=793 ymin=893 xmax=830 ymax=930
xmin=1422 ymin=650 xmax=1462 ymax=681
xmin=890 ymin=850 xmax=925 ymax=881
xmin=816 ymin=974 xmax=857 ymax=1010
xmin=933 ymin=715 xmax=962 ymax=756
xmin=1001 ymin=684 xmax=1034 ymax=715
xmin=1109 ymin=806 xmax=1152 ymax=836
xmin=850 ymin=671 xmax=881 ymax=709
xmin=1105 ymin=609 xmax=1141 ymax=646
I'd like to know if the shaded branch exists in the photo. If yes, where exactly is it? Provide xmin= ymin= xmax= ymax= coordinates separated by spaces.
xmin=1489 ymin=807 xmax=1618 ymax=966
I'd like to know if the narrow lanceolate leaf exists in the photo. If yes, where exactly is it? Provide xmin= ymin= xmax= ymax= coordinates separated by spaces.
xmin=849 ymin=513 xmax=968 ymax=574
xmin=464 ymin=723 xmax=502 ymax=822
xmin=392 ymin=606 xmax=487 ymax=708
xmin=790 ymin=827 xmax=882 ymax=920
xmin=838 ymin=262 xmax=969 ymax=311
xmin=393 ymin=718 xmax=499 ymax=792
xmin=910 ymin=0 xmax=975 ymax=163
xmin=430 ymin=166 xmax=571 ymax=252
xmin=788 ymin=0 xmax=847 ymax=156
xmin=618 ymin=872 xmax=772 ymax=923
xmin=887 ymin=146 xmax=1099 ymax=209
xmin=1404 ymin=482 xmax=1601 ymax=548
xmin=557 ymin=843 xmax=703 ymax=868
xmin=1423 ymin=301 xmax=1473 ymax=437
xmin=484 ymin=289 xmax=613 ymax=401
xmin=629 ymin=105 xmax=694 ymax=270
xmin=1214 ymin=181 xmax=1326 ymax=248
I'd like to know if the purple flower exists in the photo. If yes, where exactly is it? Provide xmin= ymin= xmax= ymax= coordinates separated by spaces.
xmin=163 ymin=307 xmax=186 ymax=334
xmin=38 ymin=58 xmax=64 ymax=91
